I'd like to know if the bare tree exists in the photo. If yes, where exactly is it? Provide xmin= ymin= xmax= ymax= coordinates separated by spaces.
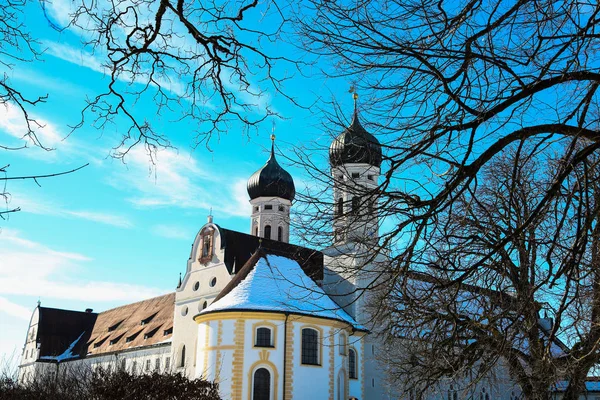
xmin=293 ymin=1 xmax=600 ymax=398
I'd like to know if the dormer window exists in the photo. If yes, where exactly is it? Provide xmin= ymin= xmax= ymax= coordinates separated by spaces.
xmin=144 ymin=327 xmax=159 ymax=340
xmin=141 ymin=312 xmax=157 ymax=326
xmin=126 ymin=331 xmax=141 ymax=343
xmin=109 ymin=334 xmax=124 ymax=345
xmin=108 ymin=320 xmax=123 ymax=332
xmin=163 ymin=327 xmax=173 ymax=336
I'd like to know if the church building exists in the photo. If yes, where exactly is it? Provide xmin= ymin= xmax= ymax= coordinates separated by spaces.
xmin=17 ymin=106 xmax=392 ymax=400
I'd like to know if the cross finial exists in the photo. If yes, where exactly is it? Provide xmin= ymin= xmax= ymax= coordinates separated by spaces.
xmin=349 ymin=85 xmax=358 ymax=116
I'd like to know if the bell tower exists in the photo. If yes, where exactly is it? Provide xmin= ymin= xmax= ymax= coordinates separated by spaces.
xmin=329 ymin=93 xmax=382 ymax=244
xmin=246 ymin=135 xmax=296 ymax=243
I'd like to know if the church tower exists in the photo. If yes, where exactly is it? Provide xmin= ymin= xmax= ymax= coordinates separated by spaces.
xmin=247 ymin=135 xmax=295 ymax=242
xmin=329 ymin=94 xmax=382 ymax=244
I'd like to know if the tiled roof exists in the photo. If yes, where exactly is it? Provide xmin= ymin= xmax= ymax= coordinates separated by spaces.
xmin=86 ymin=293 xmax=174 ymax=355
xmin=36 ymin=293 xmax=174 ymax=362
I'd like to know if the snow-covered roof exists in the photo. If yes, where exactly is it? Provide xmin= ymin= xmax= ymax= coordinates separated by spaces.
xmin=200 ymin=252 xmax=365 ymax=330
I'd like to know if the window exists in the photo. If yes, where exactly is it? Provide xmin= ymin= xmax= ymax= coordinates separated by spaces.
xmin=264 ymin=204 xmax=273 ymax=210
xmin=209 ymin=277 xmax=217 ymax=287
xmin=264 ymin=225 xmax=272 ymax=239
xmin=165 ymin=357 xmax=170 ymax=371
xmin=163 ymin=327 xmax=173 ymax=336
xmin=254 ymin=226 xmax=259 ymax=236
xmin=337 ymin=370 xmax=346 ymax=400
xmin=339 ymin=334 xmax=347 ymax=355
xmin=132 ymin=361 xmax=137 ymax=374
xmin=179 ymin=345 xmax=186 ymax=367
xmin=349 ymin=349 xmax=357 ymax=379
xmin=144 ymin=327 xmax=159 ymax=339
xmin=301 ymin=328 xmax=319 ymax=365
xmin=480 ymin=388 xmax=490 ymax=400
xmin=155 ymin=358 xmax=160 ymax=371
xmin=278 ymin=205 xmax=284 ymax=212
xmin=202 ymin=301 xmax=208 ymax=309
xmin=277 ymin=226 xmax=283 ymax=242
xmin=253 ymin=368 xmax=271 ymax=400
xmin=254 ymin=206 xmax=259 ymax=212
xmin=448 ymin=385 xmax=458 ymax=400
xmin=181 ymin=306 xmax=188 ymax=316
xmin=193 ymin=281 xmax=200 ymax=291
xmin=120 ymin=358 xmax=126 ymax=370
xmin=351 ymin=196 xmax=360 ymax=215
xmin=352 ymin=172 xmax=359 ymax=179
xmin=256 ymin=327 xmax=272 ymax=347
xmin=141 ymin=313 xmax=157 ymax=325
xmin=367 ymin=174 xmax=374 ymax=181
xmin=108 ymin=320 xmax=123 ymax=332
xmin=145 ymin=359 xmax=151 ymax=371
xmin=336 ymin=198 xmax=344 ymax=216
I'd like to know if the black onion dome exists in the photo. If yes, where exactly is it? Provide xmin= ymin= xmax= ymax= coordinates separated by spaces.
xmin=329 ymin=111 xmax=382 ymax=167
xmin=247 ymin=140 xmax=296 ymax=201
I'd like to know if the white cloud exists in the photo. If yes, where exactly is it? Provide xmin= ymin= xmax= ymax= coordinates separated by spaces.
xmin=0 ymin=229 xmax=164 ymax=302
xmin=0 ymin=297 xmax=33 ymax=321
xmin=13 ymin=193 xmax=134 ymax=229
xmin=110 ymin=146 xmax=250 ymax=217
xmin=0 ymin=103 xmax=70 ymax=151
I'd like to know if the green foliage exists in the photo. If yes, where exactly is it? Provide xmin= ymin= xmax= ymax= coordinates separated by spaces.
xmin=0 ymin=369 xmax=221 ymax=400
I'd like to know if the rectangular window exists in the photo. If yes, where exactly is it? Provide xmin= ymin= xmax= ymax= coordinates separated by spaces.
xmin=155 ymin=358 xmax=160 ymax=371
xmin=264 ymin=204 xmax=273 ymax=210
xmin=301 ymin=328 xmax=319 ymax=365
xmin=352 ymin=172 xmax=360 ymax=179
xmin=146 ymin=359 xmax=151 ymax=371
xmin=165 ymin=357 xmax=170 ymax=371
xmin=367 ymin=174 xmax=374 ymax=181
xmin=256 ymin=328 xmax=272 ymax=347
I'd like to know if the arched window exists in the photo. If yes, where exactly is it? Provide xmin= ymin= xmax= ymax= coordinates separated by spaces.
xmin=179 ymin=345 xmax=186 ymax=367
xmin=448 ymin=384 xmax=458 ymax=400
xmin=349 ymin=349 xmax=357 ymax=379
xmin=337 ymin=369 xmax=346 ymax=400
xmin=277 ymin=226 xmax=283 ymax=241
xmin=480 ymin=388 xmax=490 ymax=400
xmin=337 ymin=198 xmax=344 ymax=216
xmin=301 ymin=328 xmax=319 ymax=365
xmin=254 ymin=226 xmax=258 ymax=236
xmin=253 ymin=368 xmax=271 ymax=400
xmin=351 ymin=196 xmax=360 ymax=215
xmin=339 ymin=334 xmax=347 ymax=355
xmin=255 ymin=327 xmax=272 ymax=347
xmin=264 ymin=225 xmax=272 ymax=240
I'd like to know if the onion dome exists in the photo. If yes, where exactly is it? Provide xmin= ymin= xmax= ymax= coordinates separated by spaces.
xmin=247 ymin=136 xmax=296 ymax=201
xmin=329 ymin=105 xmax=382 ymax=168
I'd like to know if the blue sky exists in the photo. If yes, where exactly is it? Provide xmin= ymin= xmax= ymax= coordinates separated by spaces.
xmin=0 ymin=0 xmax=355 ymax=366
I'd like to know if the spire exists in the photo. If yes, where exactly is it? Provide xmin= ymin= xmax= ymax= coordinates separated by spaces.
xmin=353 ymin=91 xmax=359 ymax=119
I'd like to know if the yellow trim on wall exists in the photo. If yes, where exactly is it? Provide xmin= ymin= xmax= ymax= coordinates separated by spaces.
xmin=284 ymin=319 xmax=294 ymax=399
xmin=360 ymin=339 xmax=365 ymax=400
xmin=231 ymin=319 xmax=245 ymax=400
xmin=215 ymin=320 xmax=223 ymax=383
xmin=251 ymin=321 xmax=278 ymax=349
xmin=247 ymin=359 xmax=279 ymax=400
xmin=328 ymin=328 xmax=335 ymax=400
xmin=195 ymin=311 xmax=355 ymax=331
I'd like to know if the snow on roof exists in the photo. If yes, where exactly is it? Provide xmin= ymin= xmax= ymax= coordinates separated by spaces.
xmin=201 ymin=253 xmax=364 ymax=330
xmin=40 ymin=332 xmax=85 ymax=362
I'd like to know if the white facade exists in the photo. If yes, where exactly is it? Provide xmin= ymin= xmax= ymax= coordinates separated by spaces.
xmin=196 ymin=312 xmax=365 ymax=400
xmin=173 ymin=220 xmax=234 ymax=377
xmin=250 ymin=197 xmax=292 ymax=243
